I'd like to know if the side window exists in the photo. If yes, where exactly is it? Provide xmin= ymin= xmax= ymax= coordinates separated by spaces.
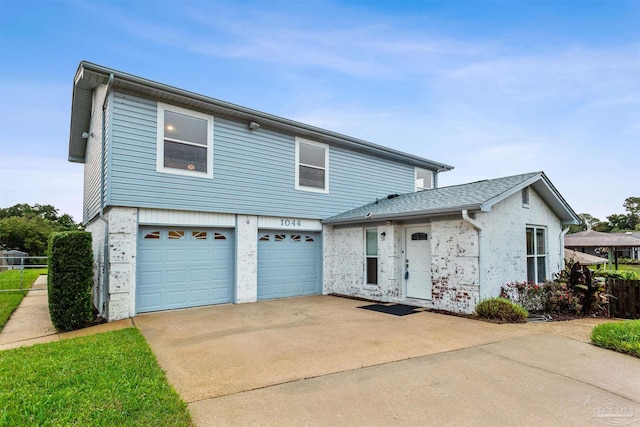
xmin=295 ymin=137 xmax=328 ymax=193
xmin=157 ymin=103 xmax=213 ymax=178
xmin=415 ymin=168 xmax=433 ymax=191
xmin=365 ymin=228 xmax=378 ymax=285
xmin=526 ymin=226 xmax=547 ymax=283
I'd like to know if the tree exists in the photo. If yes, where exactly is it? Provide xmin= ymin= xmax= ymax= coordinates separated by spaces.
xmin=0 ymin=204 xmax=79 ymax=255
xmin=623 ymin=196 xmax=640 ymax=231
xmin=606 ymin=213 xmax=632 ymax=232
xmin=0 ymin=216 xmax=56 ymax=255
xmin=568 ymin=213 xmax=602 ymax=234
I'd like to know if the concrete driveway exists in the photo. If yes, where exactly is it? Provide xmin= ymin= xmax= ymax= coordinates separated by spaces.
xmin=135 ymin=296 xmax=640 ymax=426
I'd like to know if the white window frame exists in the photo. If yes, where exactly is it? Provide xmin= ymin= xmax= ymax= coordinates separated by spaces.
xmin=156 ymin=102 xmax=214 ymax=179
xmin=295 ymin=137 xmax=329 ymax=193
xmin=415 ymin=167 xmax=433 ymax=191
xmin=365 ymin=228 xmax=378 ymax=286
xmin=526 ymin=226 xmax=547 ymax=283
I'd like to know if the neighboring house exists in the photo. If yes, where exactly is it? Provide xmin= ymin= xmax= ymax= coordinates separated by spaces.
xmin=611 ymin=232 xmax=640 ymax=260
xmin=68 ymin=62 xmax=579 ymax=321
xmin=564 ymin=230 xmax=640 ymax=264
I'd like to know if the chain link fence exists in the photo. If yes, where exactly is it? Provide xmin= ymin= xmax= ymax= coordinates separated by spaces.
xmin=0 ymin=256 xmax=48 ymax=292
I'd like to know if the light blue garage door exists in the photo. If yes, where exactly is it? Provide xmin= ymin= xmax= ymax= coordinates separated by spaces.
xmin=257 ymin=231 xmax=321 ymax=300
xmin=137 ymin=227 xmax=234 ymax=313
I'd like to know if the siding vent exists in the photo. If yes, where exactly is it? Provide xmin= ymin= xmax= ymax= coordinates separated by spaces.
xmin=522 ymin=187 xmax=530 ymax=207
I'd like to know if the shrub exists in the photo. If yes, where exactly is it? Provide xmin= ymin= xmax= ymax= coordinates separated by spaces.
xmin=543 ymin=281 xmax=582 ymax=314
xmin=48 ymin=231 xmax=93 ymax=331
xmin=555 ymin=261 xmax=607 ymax=315
xmin=475 ymin=297 xmax=528 ymax=323
xmin=591 ymin=320 xmax=640 ymax=358
xmin=501 ymin=281 xmax=545 ymax=312
xmin=594 ymin=269 xmax=640 ymax=280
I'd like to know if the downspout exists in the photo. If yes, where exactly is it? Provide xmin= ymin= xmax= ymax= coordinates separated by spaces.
xmin=462 ymin=210 xmax=483 ymax=303
xmin=99 ymin=73 xmax=114 ymax=319
xmin=560 ymin=226 xmax=570 ymax=271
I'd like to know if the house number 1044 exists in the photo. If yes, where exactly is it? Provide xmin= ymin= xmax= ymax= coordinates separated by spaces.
xmin=281 ymin=219 xmax=302 ymax=227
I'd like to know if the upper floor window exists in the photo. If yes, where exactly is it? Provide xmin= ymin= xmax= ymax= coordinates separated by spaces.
xmin=157 ymin=103 xmax=213 ymax=178
xmin=295 ymin=137 xmax=328 ymax=193
xmin=415 ymin=168 xmax=433 ymax=191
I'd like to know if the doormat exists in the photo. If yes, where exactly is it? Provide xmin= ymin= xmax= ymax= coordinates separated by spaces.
xmin=358 ymin=303 xmax=421 ymax=316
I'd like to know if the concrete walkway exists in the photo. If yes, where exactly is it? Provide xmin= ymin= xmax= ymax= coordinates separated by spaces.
xmin=0 ymin=276 xmax=132 ymax=351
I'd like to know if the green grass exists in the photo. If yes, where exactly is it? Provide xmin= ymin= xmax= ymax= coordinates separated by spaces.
xmin=591 ymin=320 xmax=640 ymax=358
xmin=0 ymin=269 xmax=47 ymax=330
xmin=618 ymin=264 xmax=640 ymax=274
xmin=0 ymin=328 xmax=193 ymax=426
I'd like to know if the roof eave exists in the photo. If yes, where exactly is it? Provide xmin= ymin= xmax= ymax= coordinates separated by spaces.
xmin=69 ymin=61 xmax=455 ymax=172
xmin=481 ymin=171 xmax=579 ymax=225
xmin=322 ymin=204 xmax=482 ymax=225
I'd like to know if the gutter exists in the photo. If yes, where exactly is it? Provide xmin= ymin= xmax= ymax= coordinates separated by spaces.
xmin=462 ymin=210 xmax=484 ymax=302
xmin=560 ymin=226 xmax=570 ymax=271
xmin=99 ymin=73 xmax=114 ymax=319
xmin=323 ymin=204 xmax=483 ymax=225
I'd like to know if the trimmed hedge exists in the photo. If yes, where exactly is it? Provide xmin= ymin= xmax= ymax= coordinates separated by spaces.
xmin=475 ymin=297 xmax=528 ymax=323
xmin=48 ymin=231 xmax=93 ymax=331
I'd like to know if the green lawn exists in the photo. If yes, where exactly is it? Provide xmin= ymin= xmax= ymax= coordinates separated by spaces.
xmin=618 ymin=264 xmax=640 ymax=274
xmin=592 ymin=320 xmax=640 ymax=358
xmin=0 ymin=328 xmax=193 ymax=426
xmin=0 ymin=268 xmax=47 ymax=330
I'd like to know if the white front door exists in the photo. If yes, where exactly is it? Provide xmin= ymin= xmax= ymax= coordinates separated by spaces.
xmin=405 ymin=226 xmax=432 ymax=300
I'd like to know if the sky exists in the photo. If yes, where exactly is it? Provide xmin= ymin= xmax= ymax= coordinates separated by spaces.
xmin=0 ymin=0 xmax=638 ymax=223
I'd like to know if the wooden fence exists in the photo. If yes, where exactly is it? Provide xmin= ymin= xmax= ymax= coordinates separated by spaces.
xmin=607 ymin=279 xmax=640 ymax=319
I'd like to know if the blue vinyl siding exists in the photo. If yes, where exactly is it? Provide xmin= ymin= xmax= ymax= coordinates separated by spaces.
xmin=83 ymin=89 xmax=112 ymax=223
xmin=109 ymin=92 xmax=418 ymax=219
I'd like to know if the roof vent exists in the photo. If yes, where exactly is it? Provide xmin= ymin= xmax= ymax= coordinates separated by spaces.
xmin=387 ymin=194 xmax=399 ymax=199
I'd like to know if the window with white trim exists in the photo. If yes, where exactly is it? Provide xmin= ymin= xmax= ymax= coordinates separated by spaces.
xmin=295 ymin=137 xmax=328 ymax=193
xmin=366 ymin=228 xmax=378 ymax=285
xmin=157 ymin=103 xmax=213 ymax=178
xmin=415 ymin=168 xmax=433 ymax=191
xmin=526 ymin=226 xmax=547 ymax=283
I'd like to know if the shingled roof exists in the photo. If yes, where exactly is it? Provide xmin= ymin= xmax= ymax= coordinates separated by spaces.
xmin=564 ymin=249 xmax=609 ymax=266
xmin=324 ymin=171 xmax=579 ymax=225
xmin=565 ymin=230 xmax=640 ymax=248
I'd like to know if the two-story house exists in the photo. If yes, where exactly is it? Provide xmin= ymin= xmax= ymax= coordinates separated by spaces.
xmin=68 ymin=62 xmax=579 ymax=321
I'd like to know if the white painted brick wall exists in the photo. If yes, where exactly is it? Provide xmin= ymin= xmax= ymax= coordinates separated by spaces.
xmin=476 ymin=188 xmax=563 ymax=300
xmin=323 ymin=226 xmax=366 ymax=297
xmin=85 ymin=219 xmax=106 ymax=314
xmin=86 ymin=207 xmax=137 ymax=321
xmin=236 ymin=215 xmax=258 ymax=303
xmin=430 ymin=219 xmax=480 ymax=313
